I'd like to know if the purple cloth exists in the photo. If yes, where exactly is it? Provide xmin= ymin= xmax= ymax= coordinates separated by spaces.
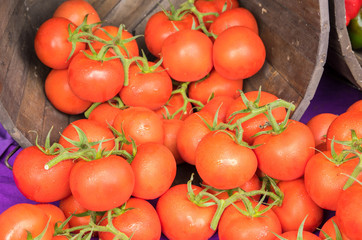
xmin=0 ymin=68 xmax=361 ymax=239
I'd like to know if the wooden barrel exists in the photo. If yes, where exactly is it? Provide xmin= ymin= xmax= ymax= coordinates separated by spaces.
xmin=0 ymin=0 xmax=330 ymax=148
xmin=327 ymin=0 xmax=362 ymax=90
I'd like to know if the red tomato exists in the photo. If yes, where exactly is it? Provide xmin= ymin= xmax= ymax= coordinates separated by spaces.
xmin=275 ymin=231 xmax=322 ymax=240
xmin=131 ymin=142 xmax=176 ymax=199
xmin=306 ymin=113 xmax=338 ymax=151
xmin=194 ymin=0 xmax=220 ymax=28
xmin=59 ymin=118 xmax=115 ymax=152
xmin=346 ymin=99 xmax=362 ymax=112
xmin=188 ymin=69 xmax=243 ymax=105
xmin=52 ymin=236 xmax=69 ymax=240
xmin=214 ymin=0 xmax=240 ymax=13
xmin=209 ymin=7 xmax=259 ymax=37
xmin=162 ymin=118 xmax=184 ymax=164
xmin=0 ymin=203 xmax=53 ymax=240
xmin=196 ymin=130 xmax=258 ymax=189
xmin=45 ymin=69 xmax=92 ymax=115
xmin=36 ymin=203 xmax=69 ymax=231
xmin=218 ymin=201 xmax=282 ymax=240
xmin=12 ymin=146 xmax=74 ymax=202
xmin=88 ymin=102 xmax=122 ymax=128
xmin=145 ymin=11 xmax=197 ymax=57
xmin=200 ymin=95 xmax=235 ymax=122
xmin=319 ymin=216 xmax=350 ymax=240
xmin=271 ymin=178 xmax=324 ymax=232
xmin=226 ymin=90 xmax=287 ymax=145
xmin=34 ymin=17 xmax=86 ymax=69
xmin=99 ymin=198 xmax=162 ymax=240
xmin=155 ymin=93 xmax=193 ymax=120
xmin=253 ymin=120 xmax=315 ymax=181
xmin=176 ymin=111 xmax=215 ymax=165
xmin=304 ymin=151 xmax=362 ymax=211
xmin=113 ymin=107 xmax=164 ymax=153
xmin=90 ymin=25 xmax=139 ymax=58
xmin=68 ymin=50 xmax=125 ymax=103
xmin=69 ymin=155 xmax=135 ymax=211
xmin=213 ymin=26 xmax=265 ymax=80
xmin=156 ymin=184 xmax=217 ymax=240
xmin=119 ymin=61 xmax=173 ymax=110
xmin=161 ymin=29 xmax=213 ymax=82
xmin=53 ymin=0 xmax=101 ymax=28
xmin=335 ymin=183 xmax=362 ymax=240
xmin=326 ymin=111 xmax=362 ymax=153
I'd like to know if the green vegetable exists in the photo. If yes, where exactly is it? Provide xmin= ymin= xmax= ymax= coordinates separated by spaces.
xmin=348 ymin=7 xmax=362 ymax=50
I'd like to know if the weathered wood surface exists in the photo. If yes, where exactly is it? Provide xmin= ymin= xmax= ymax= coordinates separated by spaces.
xmin=327 ymin=0 xmax=362 ymax=90
xmin=0 ymin=0 xmax=329 ymax=148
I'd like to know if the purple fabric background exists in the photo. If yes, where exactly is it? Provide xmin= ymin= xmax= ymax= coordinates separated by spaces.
xmin=0 ymin=68 xmax=361 ymax=239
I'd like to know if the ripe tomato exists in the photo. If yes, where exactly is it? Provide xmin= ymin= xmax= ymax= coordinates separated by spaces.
xmin=326 ymin=111 xmax=362 ymax=153
xmin=34 ymin=17 xmax=86 ymax=69
xmin=162 ymin=118 xmax=184 ymax=164
xmin=161 ymin=29 xmax=213 ymax=82
xmin=99 ymin=198 xmax=162 ymax=240
xmin=45 ymin=69 xmax=92 ymax=115
xmin=119 ymin=61 xmax=173 ymax=110
xmin=226 ymin=90 xmax=287 ymax=145
xmin=131 ymin=142 xmax=176 ymax=199
xmin=87 ymin=102 xmax=122 ymax=128
xmin=53 ymin=0 xmax=101 ymax=28
xmin=304 ymin=151 xmax=362 ymax=211
xmin=271 ymin=178 xmax=324 ymax=232
xmin=156 ymin=184 xmax=217 ymax=240
xmin=12 ymin=146 xmax=74 ymax=202
xmin=0 ymin=203 xmax=53 ymax=240
xmin=200 ymin=95 xmax=236 ymax=122
xmin=59 ymin=118 xmax=116 ymax=152
xmin=275 ymin=231 xmax=322 ymax=240
xmin=346 ymin=99 xmax=362 ymax=112
xmin=145 ymin=11 xmax=197 ymax=57
xmin=214 ymin=0 xmax=240 ymax=13
xmin=196 ymin=130 xmax=258 ymax=189
xmin=113 ymin=107 xmax=164 ymax=153
xmin=306 ymin=113 xmax=338 ymax=151
xmin=69 ymin=155 xmax=135 ymax=211
xmin=155 ymin=93 xmax=193 ymax=120
xmin=213 ymin=26 xmax=265 ymax=80
xmin=253 ymin=120 xmax=315 ymax=181
xmin=335 ymin=183 xmax=362 ymax=240
xmin=36 ymin=203 xmax=69 ymax=232
xmin=176 ymin=111 xmax=215 ymax=165
xmin=209 ymin=7 xmax=259 ymax=37
xmin=68 ymin=50 xmax=125 ymax=103
xmin=90 ymin=25 xmax=139 ymax=58
xmin=319 ymin=216 xmax=350 ymax=240
xmin=188 ymin=69 xmax=243 ymax=105
xmin=218 ymin=201 xmax=282 ymax=240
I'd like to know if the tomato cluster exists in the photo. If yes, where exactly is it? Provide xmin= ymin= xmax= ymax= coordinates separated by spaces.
xmin=1 ymin=0 xmax=362 ymax=239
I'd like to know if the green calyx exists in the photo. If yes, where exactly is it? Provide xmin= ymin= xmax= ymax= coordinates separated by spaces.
xmin=348 ymin=8 xmax=362 ymax=50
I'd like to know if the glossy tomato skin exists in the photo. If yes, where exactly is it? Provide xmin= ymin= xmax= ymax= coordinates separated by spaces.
xmin=53 ymin=0 xmax=101 ymax=27
xmin=218 ymin=201 xmax=282 ymax=240
xmin=13 ymin=146 xmax=74 ymax=203
xmin=34 ymin=17 xmax=86 ymax=69
xmin=195 ymin=130 xmax=258 ymax=189
xmin=131 ymin=142 xmax=176 ymax=199
xmin=156 ymin=184 xmax=217 ymax=240
xmin=271 ymin=178 xmax=323 ymax=232
xmin=346 ymin=99 xmax=362 ymax=112
xmin=36 ymin=203 xmax=69 ymax=234
xmin=119 ymin=61 xmax=173 ymax=110
xmin=99 ymin=198 xmax=162 ymax=240
xmin=200 ymin=95 xmax=235 ymax=123
xmin=161 ymin=29 xmax=213 ymax=82
xmin=68 ymin=50 xmax=125 ymax=103
xmin=335 ymin=183 xmax=362 ymax=240
xmin=188 ymin=69 xmax=243 ymax=105
xmin=275 ymin=231 xmax=322 ymax=240
xmin=145 ymin=11 xmax=197 ymax=57
xmin=213 ymin=26 xmax=265 ymax=80
xmin=90 ymin=25 xmax=139 ymax=58
xmin=69 ymin=155 xmax=135 ymax=211
xmin=88 ymin=102 xmax=122 ymax=128
xmin=304 ymin=151 xmax=362 ymax=211
xmin=0 ymin=203 xmax=53 ymax=240
xmin=155 ymin=93 xmax=193 ymax=120
xmin=319 ymin=216 xmax=350 ymax=240
xmin=162 ymin=118 xmax=184 ymax=164
xmin=45 ymin=69 xmax=92 ymax=115
xmin=253 ymin=120 xmax=315 ymax=181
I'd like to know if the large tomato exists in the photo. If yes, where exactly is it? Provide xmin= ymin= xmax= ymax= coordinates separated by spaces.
xmin=161 ymin=29 xmax=213 ymax=82
xmin=253 ymin=120 xmax=315 ymax=181
xmin=69 ymin=155 xmax=135 ymax=211
xmin=195 ymin=130 xmax=258 ymax=189
xmin=12 ymin=146 xmax=74 ymax=202
xmin=145 ymin=11 xmax=197 ymax=57
xmin=36 ymin=203 xmax=69 ymax=236
xmin=34 ymin=17 xmax=86 ymax=69
xmin=213 ymin=26 xmax=265 ymax=80
xmin=87 ymin=102 xmax=122 ymax=128
xmin=68 ymin=50 xmax=125 ymax=103
xmin=319 ymin=216 xmax=350 ymax=240
xmin=45 ymin=69 xmax=92 ymax=115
